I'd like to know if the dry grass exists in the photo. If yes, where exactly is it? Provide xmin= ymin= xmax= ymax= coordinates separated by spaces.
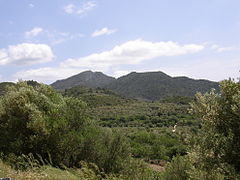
xmin=0 ymin=161 xmax=85 ymax=180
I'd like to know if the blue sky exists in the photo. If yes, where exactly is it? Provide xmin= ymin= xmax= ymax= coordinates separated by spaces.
xmin=0 ymin=0 xmax=239 ymax=83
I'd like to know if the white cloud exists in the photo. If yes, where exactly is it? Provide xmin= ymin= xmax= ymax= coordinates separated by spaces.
xmin=0 ymin=43 xmax=54 ymax=66
xmin=64 ymin=4 xmax=76 ymax=14
xmin=50 ymin=33 xmax=84 ymax=45
xmin=12 ymin=39 xmax=205 ymax=83
xmin=216 ymin=47 xmax=236 ymax=52
xmin=25 ymin=27 xmax=43 ymax=38
xmin=24 ymin=28 xmax=84 ymax=45
xmin=211 ymin=44 xmax=237 ymax=52
xmin=14 ymin=67 xmax=85 ymax=83
xmin=61 ymin=39 xmax=204 ymax=70
xmin=29 ymin=4 xmax=34 ymax=8
xmin=64 ymin=1 xmax=96 ymax=15
xmin=91 ymin=27 xmax=117 ymax=37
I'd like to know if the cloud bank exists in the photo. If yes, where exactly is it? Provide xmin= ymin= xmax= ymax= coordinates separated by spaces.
xmin=0 ymin=43 xmax=54 ymax=66
xmin=13 ymin=39 xmax=204 ymax=83
xmin=61 ymin=39 xmax=204 ymax=69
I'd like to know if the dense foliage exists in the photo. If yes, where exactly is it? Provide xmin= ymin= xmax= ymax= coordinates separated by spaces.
xmin=63 ymin=85 xmax=133 ymax=107
xmin=0 ymin=82 xmax=14 ymax=96
xmin=188 ymin=79 xmax=240 ymax=179
xmin=0 ymin=81 xmax=88 ymax=167
xmin=63 ymin=84 xmax=198 ymax=162
xmin=0 ymin=82 xmax=131 ymax=174
xmin=1 ymin=79 xmax=239 ymax=179
xmin=129 ymin=130 xmax=186 ymax=161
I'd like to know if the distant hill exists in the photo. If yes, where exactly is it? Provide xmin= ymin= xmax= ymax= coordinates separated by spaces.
xmin=51 ymin=71 xmax=220 ymax=101
xmin=51 ymin=71 xmax=116 ymax=89
xmin=106 ymin=71 xmax=219 ymax=100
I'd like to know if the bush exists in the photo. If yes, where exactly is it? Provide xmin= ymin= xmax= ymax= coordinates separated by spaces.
xmin=161 ymin=155 xmax=191 ymax=180
xmin=0 ymin=82 xmax=91 ymax=166
xmin=0 ymin=82 xmax=130 ymax=174
xmin=189 ymin=79 xmax=240 ymax=179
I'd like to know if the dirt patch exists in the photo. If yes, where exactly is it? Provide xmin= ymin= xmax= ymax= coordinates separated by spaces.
xmin=148 ymin=163 xmax=165 ymax=172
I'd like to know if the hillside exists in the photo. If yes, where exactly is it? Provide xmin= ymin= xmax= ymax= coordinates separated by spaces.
xmin=51 ymin=70 xmax=116 ymax=89
xmin=106 ymin=71 xmax=219 ymax=100
xmin=63 ymin=85 xmax=135 ymax=107
xmin=51 ymin=70 xmax=219 ymax=101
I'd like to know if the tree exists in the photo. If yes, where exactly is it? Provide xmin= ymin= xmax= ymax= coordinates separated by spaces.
xmin=189 ymin=79 xmax=240 ymax=179
xmin=0 ymin=81 xmax=131 ymax=174
xmin=0 ymin=81 xmax=90 ymax=167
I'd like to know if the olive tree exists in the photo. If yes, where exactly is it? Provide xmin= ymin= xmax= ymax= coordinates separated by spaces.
xmin=0 ymin=81 xmax=131 ymax=173
xmin=189 ymin=79 xmax=240 ymax=179
xmin=0 ymin=81 xmax=90 ymax=166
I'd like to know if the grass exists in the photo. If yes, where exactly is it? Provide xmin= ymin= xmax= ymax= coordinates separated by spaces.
xmin=0 ymin=161 xmax=94 ymax=180
xmin=0 ymin=159 xmax=164 ymax=180
xmin=0 ymin=162 xmax=74 ymax=180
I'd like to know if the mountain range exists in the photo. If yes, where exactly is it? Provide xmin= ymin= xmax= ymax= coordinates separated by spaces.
xmin=51 ymin=71 xmax=219 ymax=101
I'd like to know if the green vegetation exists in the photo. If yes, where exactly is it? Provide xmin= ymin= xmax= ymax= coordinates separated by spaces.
xmin=0 ymin=82 xmax=14 ymax=96
xmin=63 ymin=85 xmax=134 ymax=107
xmin=129 ymin=130 xmax=186 ymax=161
xmin=63 ymin=85 xmax=198 ymax=162
xmin=0 ymin=82 xmax=134 ymax=175
xmin=89 ymin=101 xmax=198 ymax=128
xmin=105 ymin=71 xmax=220 ymax=100
xmin=161 ymin=79 xmax=240 ymax=180
xmin=0 ymin=79 xmax=239 ymax=179
xmin=0 ymin=81 xmax=91 ymax=168
xmin=0 ymin=81 xmax=164 ymax=179
xmin=187 ymin=79 xmax=240 ymax=179
xmin=0 ymin=158 xmax=163 ymax=180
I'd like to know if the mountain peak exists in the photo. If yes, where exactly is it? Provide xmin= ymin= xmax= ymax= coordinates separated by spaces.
xmin=51 ymin=71 xmax=116 ymax=89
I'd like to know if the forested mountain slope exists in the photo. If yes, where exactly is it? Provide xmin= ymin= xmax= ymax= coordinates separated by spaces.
xmin=105 ymin=71 xmax=219 ymax=100
xmin=52 ymin=70 xmax=219 ymax=100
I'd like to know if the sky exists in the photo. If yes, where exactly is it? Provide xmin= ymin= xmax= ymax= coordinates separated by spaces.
xmin=0 ymin=0 xmax=239 ymax=84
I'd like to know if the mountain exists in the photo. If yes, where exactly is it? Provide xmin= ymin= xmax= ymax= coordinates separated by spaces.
xmin=51 ymin=70 xmax=116 ymax=89
xmin=105 ymin=71 xmax=219 ymax=100
xmin=51 ymin=70 xmax=220 ymax=101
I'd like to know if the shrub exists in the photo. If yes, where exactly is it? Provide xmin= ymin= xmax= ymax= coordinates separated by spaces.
xmin=189 ymin=79 xmax=240 ymax=179
xmin=0 ymin=82 xmax=130 ymax=174
xmin=161 ymin=155 xmax=191 ymax=180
